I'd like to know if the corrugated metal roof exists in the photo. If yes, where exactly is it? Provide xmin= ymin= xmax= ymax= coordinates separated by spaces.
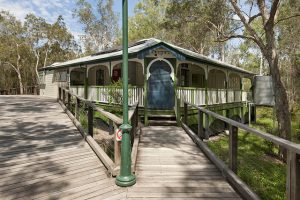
xmin=40 ymin=38 xmax=254 ymax=75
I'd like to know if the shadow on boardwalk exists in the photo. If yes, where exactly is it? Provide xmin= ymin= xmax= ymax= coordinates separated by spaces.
xmin=0 ymin=96 xmax=113 ymax=199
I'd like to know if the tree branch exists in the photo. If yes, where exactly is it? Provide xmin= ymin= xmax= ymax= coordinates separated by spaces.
xmin=215 ymin=34 xmax=256 ymax=42
xmin=229 ymin=0 xmax=266 ymax=50
xmin=257 ymin=0 xmax=269 ymax=25
xmin=1 ymin=61 xmax=19 ymax=74
xmin=275 ymin=13 xmax=300 ymax=25
xmin=248 ymin=13 xmax=262 ymax=24
xmin=269 ymin=0 xmax=280 ymax=24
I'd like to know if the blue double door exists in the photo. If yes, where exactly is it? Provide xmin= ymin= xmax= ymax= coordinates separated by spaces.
xmin=147 ymin=61 xmax=175 ymax=110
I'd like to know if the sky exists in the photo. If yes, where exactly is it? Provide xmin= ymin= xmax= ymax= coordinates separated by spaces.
xmin=0 ymin=0 xmax=140 ymax=40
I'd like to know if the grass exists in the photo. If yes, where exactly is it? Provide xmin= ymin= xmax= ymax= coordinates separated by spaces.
xmin=206 ymin=107 xmax=300 ymax=200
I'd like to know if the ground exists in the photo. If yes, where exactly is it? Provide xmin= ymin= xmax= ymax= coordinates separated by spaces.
xmin=206 ymin=107 xmax=300 ymax=200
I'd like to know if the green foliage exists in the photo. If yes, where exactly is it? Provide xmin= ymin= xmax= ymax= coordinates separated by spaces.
xmin=78 ymin=103 xmax=88 ymax=131
xmin=0 ymin=11 xmax=79 ymax=90
xmin=207 ymin=132 xmax=286 ymax=200
xmin=207 ymin=106 xmax=300 ymax=199
xmin=106 ymin=79 xmax=123 ymax=105
xmin=73 ymin=0 xmax=119 ymax=54
xmin=127 ymin=0 xmax=169 ymax=43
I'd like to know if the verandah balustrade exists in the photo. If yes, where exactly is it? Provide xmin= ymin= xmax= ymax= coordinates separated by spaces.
xmin=69 ymin=85 xmax=251 ymax=106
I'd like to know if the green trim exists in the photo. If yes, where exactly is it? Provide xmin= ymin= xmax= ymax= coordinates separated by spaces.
xmin=143 ymin=59 xmax=148 ymax=126
xmin=84 ymin=68 xmax=88 ymax=99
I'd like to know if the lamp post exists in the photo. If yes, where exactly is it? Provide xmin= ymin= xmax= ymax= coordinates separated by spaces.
xmin=115 ymin=0 xmax=136 ymax=187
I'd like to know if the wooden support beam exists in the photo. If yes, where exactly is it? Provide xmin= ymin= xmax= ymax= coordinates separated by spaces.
xmin=287 ymin=152 xmax=300 ymax=200
xmin=229 ymin=124 xmax=238 ymax=173
xmin=88 ymin=105 xmax=94 ymax=137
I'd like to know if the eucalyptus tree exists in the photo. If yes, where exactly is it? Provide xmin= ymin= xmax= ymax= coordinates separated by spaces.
xmin=212 ymin=0 xmax=300 ymax=159
xmin=128 ymin=0 xmax=170 ymax=42
xmin=73 ymin=0 xmax=119 ymax=54
xmin=277 ymin=0 xmax=300 ymax=111
xmin=0 ymin=11 xmax=26 ymax=94
xmin=24 ymin=14 xmax=78 ymax=83
xmin=163 ymin=0 xmax=232 ymax=59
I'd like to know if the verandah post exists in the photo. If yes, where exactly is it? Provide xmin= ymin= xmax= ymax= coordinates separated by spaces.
xmin=229 ymin=124 xmax=238 ymax=173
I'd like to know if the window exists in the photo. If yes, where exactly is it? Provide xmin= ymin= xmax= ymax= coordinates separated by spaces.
xmin=191 ymin=74 xmax=205 ymax=87
xmin=70 ymin=71 xmax=85 ymax=85
xmin=112 ymin=68 xmax=121 ymax=82
xmin=181 ymin=69 xmax=189 ymax=87
xmin=96 ymin=69 xmax=104 ymax=85
xmin=55 ymin=71 xmax=67 ymax=82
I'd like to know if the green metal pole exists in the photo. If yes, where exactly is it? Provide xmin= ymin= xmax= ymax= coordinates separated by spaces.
xmin=116 ymin=0 xmax=136 ymax=187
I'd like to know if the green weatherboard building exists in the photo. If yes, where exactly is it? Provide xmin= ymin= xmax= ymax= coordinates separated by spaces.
xmin=39 ymin=38 xmax=255 ymax=131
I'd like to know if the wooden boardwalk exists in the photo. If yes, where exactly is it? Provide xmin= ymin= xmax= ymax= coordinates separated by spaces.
xmin=0 ymin=96 xmax=123 ymax=200
xmin=128 ymin=126 xmax=242 ymax=199
xmin=0 ymin=96 xmax=241 ymax=199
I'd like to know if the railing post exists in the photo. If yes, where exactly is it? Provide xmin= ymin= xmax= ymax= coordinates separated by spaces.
xmin=204 ymin=113 xmax=209 ymax=139
xmin=88 ymin=104 xmax=94 ymax=137
xmin=286 ymin=151 xmax=300 ymax=200
xmin=62 ymin=89 xmax=66 ymax=104
xmin=67 ymin=92 xmax=71 ymax=110
xmin=75 ymin=97 xmax=79 ymax=119
xmin=58 ymin=87 xmax=62 ymax=101
xmin=198 ymin=110 xmax=204 ymax=139
xmin=229 ymin=124 xmax=238 ymax=173
xmin=183 ymin=102 xmax=188 ymax=124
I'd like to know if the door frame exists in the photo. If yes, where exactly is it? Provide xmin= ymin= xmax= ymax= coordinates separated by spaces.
xmin=146 ymin=58 xmax=175 ymax=110
xmin=146 ymin=58 xmax=175 ymax=81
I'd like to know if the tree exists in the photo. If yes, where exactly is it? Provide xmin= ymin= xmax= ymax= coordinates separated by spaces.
xmin=128 ymin=0 xmax=170 ymax=43
xmin=164 ymin=0 xmax=232 ymax=58
xmin=24 ymin=14 xmax=79 ymax=83
xmin=214 ymin=0 xmax=300 ymax=159
xmin=73 ymin=0 xmax=119 ymax=54
xmin=0 ymin=11 xmax=26 ymax=94
xmin=0 ymin=11 xmax=78 ymax=93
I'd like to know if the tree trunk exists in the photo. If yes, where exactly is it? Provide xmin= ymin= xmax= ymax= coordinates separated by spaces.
xmin=35 ymin=51 xmax=40 ymax=84
xmin=264 ymin=48 xmax=291 ymax=161
xmin=263 ymin=20 xmax=292 ymax=161
xmin=17 ymin=70 xmax=24 ymax=95
xmin=43 ymin=48 xmax=49 ymax=68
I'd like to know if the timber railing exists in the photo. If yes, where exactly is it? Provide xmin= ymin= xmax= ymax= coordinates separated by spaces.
xmin=58 ymin=86 xmax=140 ymax=176
xmin=177 ymin=87 xmax=250 ymax=106
xmin=182 ymin=101 xmax=300 ymax=200
xmin=0 ymin=86 xmax=39 ymax=95
xmin=70 ymin=85 xmax=144 ymax=106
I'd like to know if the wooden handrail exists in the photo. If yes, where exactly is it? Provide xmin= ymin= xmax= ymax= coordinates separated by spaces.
xmin=58 ymin=86 xmax=141 ymax=176
xmin=183 ymin=101 xmax=300 ymax=200
xmin=185 ymin=101 xmax=300 ymax=155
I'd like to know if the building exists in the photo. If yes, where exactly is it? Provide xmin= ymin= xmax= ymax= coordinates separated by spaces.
xmin=39 ymin=38 xmax=255 ymax=127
